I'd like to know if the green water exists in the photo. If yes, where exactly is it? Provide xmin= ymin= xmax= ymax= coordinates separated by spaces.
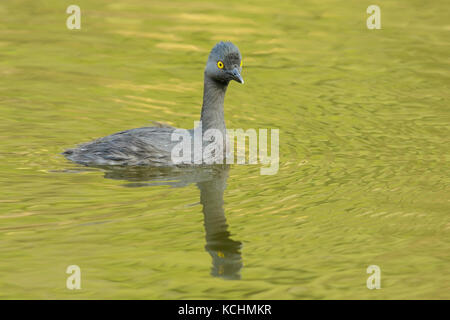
xmin=0 ymin=0 xmax=449 ymax=299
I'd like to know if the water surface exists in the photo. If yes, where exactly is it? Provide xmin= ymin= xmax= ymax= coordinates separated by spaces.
xmin=0 ymin=0 xmax=449 ymax=299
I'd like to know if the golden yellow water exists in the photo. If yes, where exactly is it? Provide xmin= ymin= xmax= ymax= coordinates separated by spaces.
xmin=0 ymin=0 xmax=449 ymax=299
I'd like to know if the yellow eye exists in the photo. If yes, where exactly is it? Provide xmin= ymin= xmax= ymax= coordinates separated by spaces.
xmin=217 ymin=61 xmax=224 ymax=69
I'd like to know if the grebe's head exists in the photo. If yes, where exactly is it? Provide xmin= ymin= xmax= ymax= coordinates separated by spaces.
xmin=205 ymin=41 xmax=244 ymax=85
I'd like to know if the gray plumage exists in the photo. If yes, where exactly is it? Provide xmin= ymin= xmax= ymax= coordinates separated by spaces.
xmin=63 ymin=41 xmax=244 ymax=167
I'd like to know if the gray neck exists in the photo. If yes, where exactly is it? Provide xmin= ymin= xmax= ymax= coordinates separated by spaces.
xmin=200 ymin=75 xmax=228 ymax=134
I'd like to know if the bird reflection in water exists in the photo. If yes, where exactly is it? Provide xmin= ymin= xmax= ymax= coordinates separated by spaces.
xmin=95 ymin=164 xmax=243 ymax=280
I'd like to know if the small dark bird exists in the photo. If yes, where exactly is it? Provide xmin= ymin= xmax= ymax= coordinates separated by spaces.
xmin=63 ymin=41 xmax=244 ymax=166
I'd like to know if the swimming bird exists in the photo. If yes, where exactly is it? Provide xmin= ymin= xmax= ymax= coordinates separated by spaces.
xmin=63 ymin=41 xmax=244 ymax=166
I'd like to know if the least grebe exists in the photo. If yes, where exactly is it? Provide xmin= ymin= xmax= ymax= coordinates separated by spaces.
xmin=63 ymin=41 xmax=244 ymax=166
